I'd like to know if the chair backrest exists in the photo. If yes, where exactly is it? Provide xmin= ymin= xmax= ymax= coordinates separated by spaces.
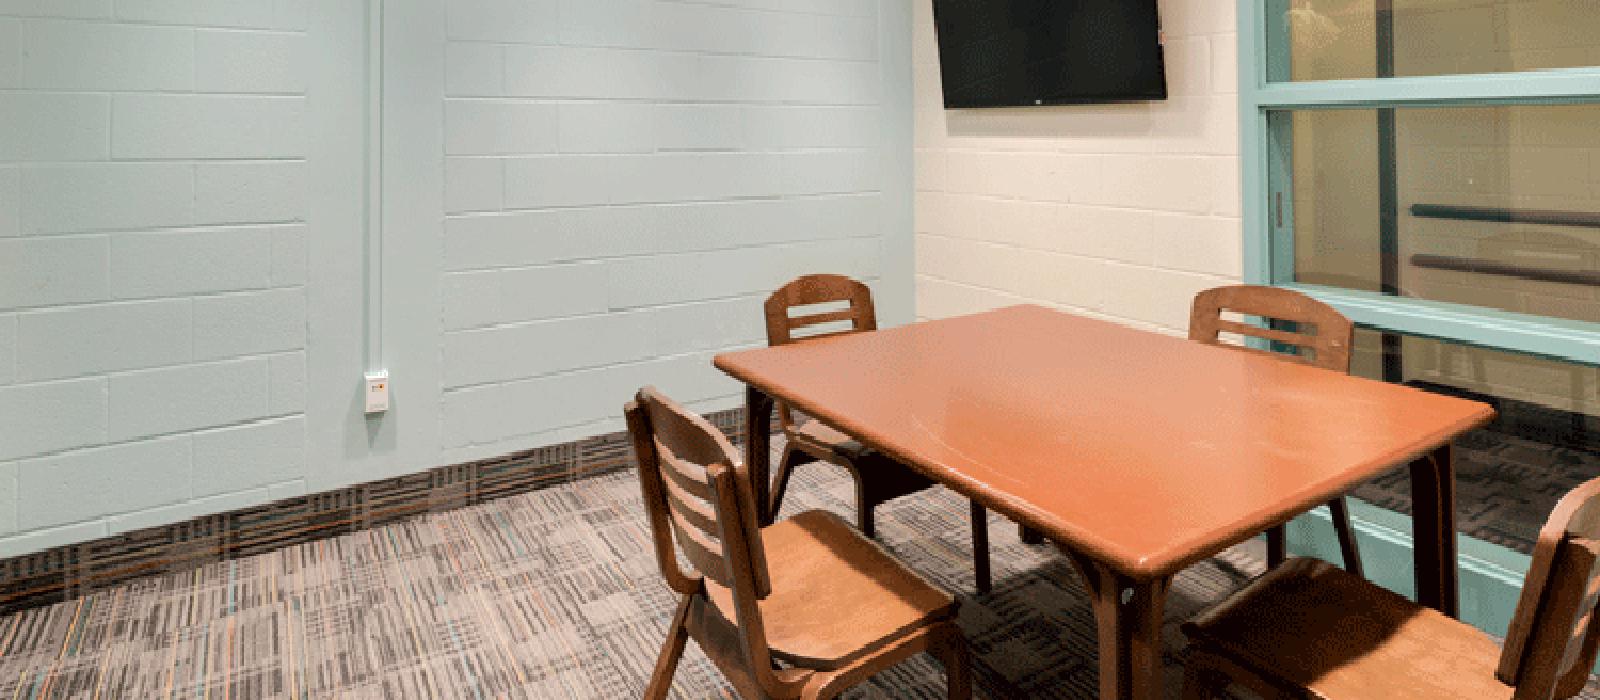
xmin=626 ymin=387 xmax=783 ymax=687
xmin=764 ymin=274 xmax=877 ymax=429
xmin=1498 ymin=477 xmax=1600 ymax=699
xmin=1189 ymin=285 xmax=1354 ymax=373
xmin=764 ymin=274 xmax=877 ymax=346
xmin=626 ymin=387 xmax=771 ymax=598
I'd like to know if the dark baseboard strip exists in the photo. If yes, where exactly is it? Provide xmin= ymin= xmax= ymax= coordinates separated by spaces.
xmin=0 ymin=406 xmax=765 ymax=616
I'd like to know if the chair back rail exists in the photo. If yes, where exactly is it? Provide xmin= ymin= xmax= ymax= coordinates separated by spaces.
xmin=1189 ymin=285 xmax=1353 ymax=373
xmin=763 ymin=274 xmax=878 ymax=429
xmin=1190 ymin=285 xmax=1367 ymax=578
xmin=627 ymin=387 xmax=791 ymax=692
xmin=628 ymin=387 xmax=771 ymax=597
xmin=1500 ymin=477 xmax=1600 ymax=699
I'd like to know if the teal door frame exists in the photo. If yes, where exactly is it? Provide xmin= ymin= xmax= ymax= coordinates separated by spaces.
xmin=1237 ymin=1 xmax=1600 ymax=639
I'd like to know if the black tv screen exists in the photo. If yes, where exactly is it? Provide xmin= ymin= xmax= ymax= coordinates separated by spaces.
xmin=932 ymin=0 xmax=1167 ymax=108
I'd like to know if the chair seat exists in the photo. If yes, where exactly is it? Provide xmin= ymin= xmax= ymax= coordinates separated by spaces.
xmin=705 ymin=510 xmax=957 ymax=671
xmin=1183 ymin=558 xmax=1512 ymax=699
xmin=788 ymin=420 xmax=872 ymax=462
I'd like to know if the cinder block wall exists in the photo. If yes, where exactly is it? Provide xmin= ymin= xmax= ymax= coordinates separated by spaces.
xmin=439 ymin=0 xmax=906 ymax=450
xmin=0 ymin=1 xmax=313 ymax=554
xmin=911 ymin=0 xmax=1243 ymax=331
xmin=0 ymin=0 xmax=914 ymax=556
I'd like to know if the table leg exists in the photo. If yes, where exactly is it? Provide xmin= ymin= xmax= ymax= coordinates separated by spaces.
xmin=1062 ymin=547 xmax=1172 ymax=700
xmin=744 ymin=385 xmax=775 ymax=526
xmin=971 ymin=500 xmax=992 ymax=594
xmin=1410 ymin=443 xmax=1459 ymax=618
xmin=1265 ymin=526 xmax=1288 ymax=569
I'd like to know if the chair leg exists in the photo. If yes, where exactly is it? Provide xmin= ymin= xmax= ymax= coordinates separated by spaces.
xmin=1266 ymin=525 xmax=1287 ymax=570
xmin=1184 ymin=646 xmax=1300 ymax=700
xmin=768 ymin=444 xmax=805 ymax=520
xmin=858 ymin=504 xmax=877 ymax=539
xmin=936 ymin=625 xmax=972 ymax=700
xmin=644 ymin=595 xmax=693 ymax=700
xmin=1327 ymin=497 xmax=1364 ymax=578
xmin=969 ymin=500 xmax=991 ymax=594
xmin=1185 ymin=646 xmax=1256 ymax=700
xmin=1182 ymin=649 xmax=1233 ymax=700
xmin=855 ymin=478 xmax=877 ymax=538
xmin=1181 ymin=663 xmax=1213 ymax=700
xmin=800 ymin=682 xmax=833 ymax=700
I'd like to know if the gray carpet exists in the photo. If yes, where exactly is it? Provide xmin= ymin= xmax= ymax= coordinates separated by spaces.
xmin=0 ymin=440 xmax=1593 ymax=699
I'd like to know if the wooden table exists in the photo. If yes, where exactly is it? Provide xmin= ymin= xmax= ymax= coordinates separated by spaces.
xmin=713 ymin=305 xmax=1496 ymax=700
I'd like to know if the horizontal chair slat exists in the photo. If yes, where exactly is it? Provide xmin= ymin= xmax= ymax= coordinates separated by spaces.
xmin=788 ymin=309 xmax=857 ymax=328
xmin=669 ymin=510 xmax=728 ymax=584
xmin=659 ymin=451 xmax=714 ymax=502
xmin=791 ymin=329 xmax=856 ymax=343
xmin=1213 ymin=319 xmax=1316 ymax=348
xmin=664 ymin=474 xmax=719 ymax=536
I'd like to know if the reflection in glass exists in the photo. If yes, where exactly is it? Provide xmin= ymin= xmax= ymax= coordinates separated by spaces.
xmin=1265 ymin=0 xmax=1600 ymax=557
xmin=1272 ymin=0 xmax=1600 ymax=82
xmin=1346 ymin=329 xmax=1600 ymax=555
xmin=1286 ymin=104 xmax=1600 ymax=327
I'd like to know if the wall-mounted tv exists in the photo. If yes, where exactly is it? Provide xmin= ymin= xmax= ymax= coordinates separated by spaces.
xmin=932 ymin=0 xmax=1167 ymax=108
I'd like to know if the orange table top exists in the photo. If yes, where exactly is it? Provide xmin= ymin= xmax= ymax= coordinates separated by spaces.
xmin=714 ymin=305 xmax=1495 ymax=579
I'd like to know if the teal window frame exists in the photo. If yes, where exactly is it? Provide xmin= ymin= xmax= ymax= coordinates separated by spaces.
xmin=1237 ymin=1 xmax=1600 ymax=367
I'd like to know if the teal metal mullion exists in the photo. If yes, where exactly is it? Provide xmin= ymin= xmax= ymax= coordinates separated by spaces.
xmin=1286 ymin=283 xmax=1600 ymax=367
xmin=1263 ymin=0 xmax=1291 ymax=84
xmin=1247 ymin=70 xmax=1600 ymax=110
xmin=1241 ymin=107 xmax=1272 ymax=285
xmin=1265 ymin=112 xmax=1295 ymax=286
xmin=1375 ymin=0 xmax=1403 ymax=383
xmin=1239 ymin=0 xmax=1272 ymax=286
xmin=1260 ymin=0 xmax=1293 ymax=288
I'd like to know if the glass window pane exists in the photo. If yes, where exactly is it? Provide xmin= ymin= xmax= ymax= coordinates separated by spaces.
xmin=1269 ymin=0 xmax=1600 ymax=82
xmin=1346 ymin=329 xmax=1600 ymax=554
xmin=1283 ymin=103 xmax=1600 ymax=326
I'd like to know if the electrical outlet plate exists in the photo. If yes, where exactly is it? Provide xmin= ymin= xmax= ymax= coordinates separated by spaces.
xmin=364 ymin=370 xmax=390 ymax=414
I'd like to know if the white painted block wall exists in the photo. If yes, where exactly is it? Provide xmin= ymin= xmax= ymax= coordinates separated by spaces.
xmin=0 ymin=0 xmax=312 ymax=553
xmin=0 ymin=0 xmax=914 ymax=556
xmin=436 ymin=0 xmax=909 ymax=453
xmin=912 ymin=0 xmax=1243 ymax=332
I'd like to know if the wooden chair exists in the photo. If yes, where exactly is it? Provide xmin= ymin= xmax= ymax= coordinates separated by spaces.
xmin=1180 ymin=475 xmax=1600 ymax=699
xmin=764 ymin=274 xmax=994 ymax=594
xmin=626 ymin=387 xmax=971 ymax=700
xmin=1189 ymin=284 xmax=1363 ymax=578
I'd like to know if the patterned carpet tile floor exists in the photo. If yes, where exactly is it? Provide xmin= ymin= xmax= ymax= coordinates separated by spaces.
xmin=2 ymin=441 xmax=1598 ymax=698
